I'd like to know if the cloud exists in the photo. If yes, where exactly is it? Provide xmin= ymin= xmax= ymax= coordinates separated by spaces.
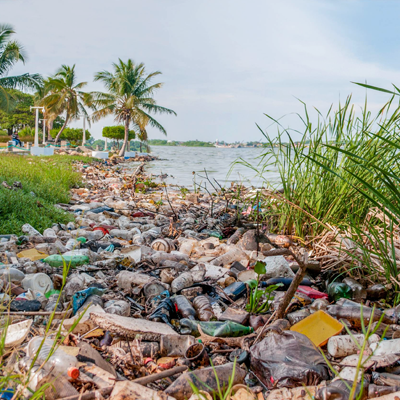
xmin=3 ymin=0 xmax=400 ymax=141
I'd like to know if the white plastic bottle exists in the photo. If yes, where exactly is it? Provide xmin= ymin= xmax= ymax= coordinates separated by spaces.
xmin=370 ymin=338 xmax=400 ymax=356
xmin=26 ymin=336 xmax=80 ymax=379
xmin=22 ymin=273 xmax=53 ymax=294
xmin=327 ymin=334 xmax=380 ymax=358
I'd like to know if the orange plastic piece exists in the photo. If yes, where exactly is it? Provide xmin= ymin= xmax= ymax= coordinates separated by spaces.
xmin=68 ymin=367 xmax=80 ymax=380
xmin=290 ymin=310 xmax=343 ymax=347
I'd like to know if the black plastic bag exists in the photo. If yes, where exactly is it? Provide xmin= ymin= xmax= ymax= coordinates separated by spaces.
xmin=250 ymin=328 xmax=330 ymax=389
xmin=315 ymin=379 xmax=368 ymax=400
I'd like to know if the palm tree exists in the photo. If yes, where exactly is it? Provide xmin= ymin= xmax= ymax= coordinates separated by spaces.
xmin=0 ymin=24 xmax=41 ymax=110
xmin=39 ymin=65 xmax=91 ymax=143
xmin=92 ymin=59 xmax=176 ymax=156
xmin=135 ymin=113 xmax=149 ymax=152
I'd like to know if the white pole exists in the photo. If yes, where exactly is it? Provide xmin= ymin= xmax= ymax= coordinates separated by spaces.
xmin=34 ymin=108 xmax=39 ymax=147
xmin=41 ymin=119 xmax=46 ymax=145
xmin=82 ymin=117 xmax=86 ymax=145
xmin=105 ymin=137 xmax=107 ymax=151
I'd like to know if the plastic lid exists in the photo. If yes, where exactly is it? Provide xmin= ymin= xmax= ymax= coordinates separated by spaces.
xmin=144 ymin=357 xmax=153 ymax=365
xmin=68 ymin=367 xmax=80 ymax=380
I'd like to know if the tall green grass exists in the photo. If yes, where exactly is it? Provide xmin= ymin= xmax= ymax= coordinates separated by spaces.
xmin=238 ymin=94 xmax=400 ymax=286
xmin=0 ymin=154 xmax=91 ymax=234
xmin=238 ymin=96 xmax=400 ymax=239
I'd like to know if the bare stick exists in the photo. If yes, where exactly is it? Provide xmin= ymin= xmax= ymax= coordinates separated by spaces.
xmin=162 ymin=182 xmax=178 ymax=221
xmin=274 ymin=251 xmax=308 ymax=320
xmin=132 ymin=366 xmax=188 ymax=385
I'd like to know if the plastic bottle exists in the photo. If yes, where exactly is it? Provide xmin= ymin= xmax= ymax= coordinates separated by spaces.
xmin=65 ymin=238 xmax=80 ymax=251
xmin=43 ymin=254 xmax=90 ymax=268
xmin=327 ymin=334 xmax=380 ymax=357
xmin=370 ymin=338 xmax=400 ymax=356
xmin=22 ymin=273 xmax=53 ymax=294
xmin=165 ymin=363 xmax=246 ymax=400
xmin=151 ymin=251 xmax=189 ymax=265
xmin=151 ymin=238 xmax=173 ymax=253
xmin=0 ymin=268 xmax=25 ymax=283
xmin=327 ymin=282 xmax=352 ymax=301
xmin=211 ymin=247 xmax=247 ymax=267
xmin=171 ymin=272 xmax=194 ymax=293
xmin=193 ymin=296 xmax=214 ymax=321
xmin=223 ymin=282 xmax=247 ymax=301
xmin=180 ymin=318 xmax=253 ymax=337
xmin=342 ymin=277 xmax=367 ymax=301
xmin=179 ymin=239 xmax=197 ymax=256
xmin=26 ymin=337 xmax=80 ymax=379
xmin=174 ymin=295 xmax=196 ymax=320
xmin=367 ymin=284 xmax=387 ymax=300
xmin=368 ymin=385 xmax=400 ymax=399
xmin=327 ymin=303 xmax=396 ymax=328
xmin=227 ymin=228 xmax=245 ymax=245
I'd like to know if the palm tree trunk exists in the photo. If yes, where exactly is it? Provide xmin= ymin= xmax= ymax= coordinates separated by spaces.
xmin=119 ymin=116 xmax=130 ymax=157
xmin=47 ymin=119 xmax=53 ymax=141
xmin=54 ymin=115 xmax=69 ymax=144
xmin=140 ymin=142 xmax=142 ymax=152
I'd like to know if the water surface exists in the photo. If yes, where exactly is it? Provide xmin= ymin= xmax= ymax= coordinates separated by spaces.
xmin=128 ymin=146 xmax=281 ymax=188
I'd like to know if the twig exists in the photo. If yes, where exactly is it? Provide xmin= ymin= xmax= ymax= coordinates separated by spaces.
xmin=132 ymin=366 xmax=188 ymax=385
xmin=162 ymin=182 xmax=178 ymax=221
xmin=274 ymin=249 xmax=308 ymax=320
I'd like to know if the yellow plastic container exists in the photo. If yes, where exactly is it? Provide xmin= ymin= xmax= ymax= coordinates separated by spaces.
xmin=290 ymin=310 xmax=343 ymax=347
xmin=17 ymin=248 xmax=48 ymax=262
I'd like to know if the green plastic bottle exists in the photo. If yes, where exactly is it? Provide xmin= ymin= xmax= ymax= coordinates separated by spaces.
xmin=327 ymin=282 xmax=352 ymax=301
xmin=43 ymin=254 xmax=89 ymax=268
xmin=180 ymin=318 xmax=253 ymax=337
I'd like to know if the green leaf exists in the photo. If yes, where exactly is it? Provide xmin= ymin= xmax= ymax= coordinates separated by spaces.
xmin=245 ymin=279 xmax=258 ymax=289
xmin=254 ymin=261 xmax=266 ymax=276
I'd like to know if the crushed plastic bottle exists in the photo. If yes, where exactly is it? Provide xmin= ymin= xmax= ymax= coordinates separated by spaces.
xmin=26 ymin=337 xmax=80 ymax=379
xmin=180 ymin=318 xmax=253 ymax=337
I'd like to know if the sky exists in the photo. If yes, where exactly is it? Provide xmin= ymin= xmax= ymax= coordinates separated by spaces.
xmin=2 ymin=0 xmax=400 ymax=141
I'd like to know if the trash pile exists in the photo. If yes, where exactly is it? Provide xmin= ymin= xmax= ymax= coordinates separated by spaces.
xmin=1 ymin=160 xmax=400 ymax=400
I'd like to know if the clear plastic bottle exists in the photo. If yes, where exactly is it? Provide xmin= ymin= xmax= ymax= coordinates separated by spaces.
xmin=65 ymin=238 xmax=80 ymax=251
xmin=171 ymin=272 xmax=194 ymax=293
xmin=174 ymin=295 xmax=196 ymax=320
xmin=193 ymin=296 xmax=214 ymax=321
xmin=26 ymin=337 xmax=80 ymax=379
xmin=179 ymin=239 xmax=197 ymax=256
xmin=210 ymin=246 xmax=247 ymax=267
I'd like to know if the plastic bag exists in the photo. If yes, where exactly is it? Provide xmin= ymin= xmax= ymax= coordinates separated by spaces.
xmin=250 ymin=329 xmax=330 ymax=389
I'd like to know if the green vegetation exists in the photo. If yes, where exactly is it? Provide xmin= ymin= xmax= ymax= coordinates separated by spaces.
xmin=148 ymin=139 xmax=214 ymax=147
xmin=49 ymin=127 xmax=91 ymax=144
xmin=320 ymin=306 xmax=385 ymax=400
xmin=92 ymin=59 xmax=176 ymax=156
xmin=245 ymin=261 xmax=282 ymax=313
xmin=148 ymin=139 xmax=176 ymax=146
xmin=38 ymin=65 xmax=92 ymax=143
xmin=0 ymin=24 xmax=41 ymax=110
xmin=0 ymin=89 xmax=34 ymax=134
xmin=0 ymin=154 xmax=90 ymax=235
xmin=241 ymin=92 xmax=400 ymax=286
xmin=102 ymin=125 xmax=135 ymax=141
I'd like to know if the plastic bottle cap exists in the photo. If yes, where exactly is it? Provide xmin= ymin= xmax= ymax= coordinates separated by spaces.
xmin=144 ymin=357 xmax=153 ymax=365
xmin=68 ymin=367 xmax=80 ymax=380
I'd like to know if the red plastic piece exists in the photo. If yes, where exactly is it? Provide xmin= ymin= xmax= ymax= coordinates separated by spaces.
xmin=297 ymin=285 xmax=328 ymax=299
